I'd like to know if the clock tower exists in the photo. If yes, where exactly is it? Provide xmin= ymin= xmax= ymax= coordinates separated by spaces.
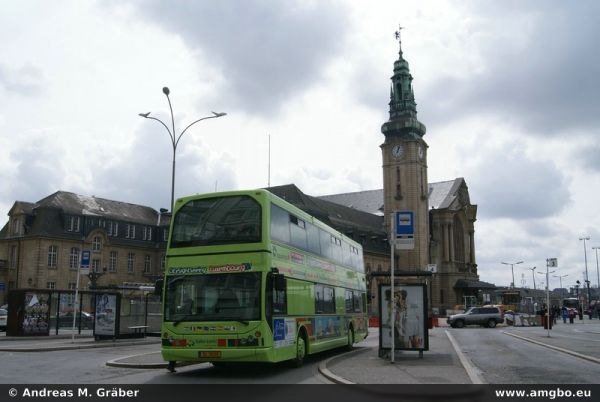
xmin=381 ymin=28 xmax=429 ymax=271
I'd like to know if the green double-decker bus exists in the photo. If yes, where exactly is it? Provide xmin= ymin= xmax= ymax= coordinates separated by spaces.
xmin=159 ymin=189 xmax=368 ymax=370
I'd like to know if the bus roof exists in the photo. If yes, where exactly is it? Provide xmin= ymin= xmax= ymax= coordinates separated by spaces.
xmin=174 ymin=189 xmax=363 ymax=251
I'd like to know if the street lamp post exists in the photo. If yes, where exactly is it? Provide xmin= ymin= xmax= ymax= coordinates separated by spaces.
xmin=526 ymin=266 xmax=537 ymax=290
xmin=501 ymin=261 xmax=523 ymax=288
xmin=579 ymin=236 xmax=591 ymax=312
xmin=552 ymin=274 xmax=568 ymax=297
xmin=592 ymin=246 xmax=600 ymax=289
xmin=139 ymin=87 xmax=226 ymax=212
xmin=575 ymin=280 xmax=582 ymax=319
xmin=537 ymin=258 xmax=557 ymax=337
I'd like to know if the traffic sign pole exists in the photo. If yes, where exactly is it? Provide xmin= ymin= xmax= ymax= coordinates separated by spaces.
xmin=390 ymin=214 xmax=395 ymax=364
xmin=72 ymin=250 xmax=90 ymax=343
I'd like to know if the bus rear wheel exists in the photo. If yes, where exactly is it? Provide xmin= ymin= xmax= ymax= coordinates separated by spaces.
xmin=347 ymin=326 xmax=354 ymax=350
xmin=292 ymin=332 xmax=307 ymax=368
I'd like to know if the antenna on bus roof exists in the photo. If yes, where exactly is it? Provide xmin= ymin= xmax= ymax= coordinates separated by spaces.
xmin=268 ymin=133 xmax=271 ymax=188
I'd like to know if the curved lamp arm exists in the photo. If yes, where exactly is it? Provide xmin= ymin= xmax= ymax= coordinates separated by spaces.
xmin=176 ymin=113 xmax=226 ymax=148
xmin=138 ymin=114 xmax=175 ymax=145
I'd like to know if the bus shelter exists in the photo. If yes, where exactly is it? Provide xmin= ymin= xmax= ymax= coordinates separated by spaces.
xmin=373 ymin=270 xmax=431 ymax=359
xmin=5 ymin=287 xmax=160 ymax=338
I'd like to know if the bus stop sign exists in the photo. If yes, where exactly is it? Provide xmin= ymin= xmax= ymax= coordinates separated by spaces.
xmin=394 ymin=211 xmax=414 ymax=250
xmin=81 ymin=250 xmax=91 ymax=268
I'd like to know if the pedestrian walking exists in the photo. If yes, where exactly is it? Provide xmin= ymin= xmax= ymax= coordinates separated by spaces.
xmin=561 ymin=307 xmax=567 ymax=324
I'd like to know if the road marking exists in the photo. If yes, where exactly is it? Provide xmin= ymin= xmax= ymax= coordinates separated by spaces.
xmin=502 ymin=331 xmax=600 ymax=364
xmin=445 ymin=330 xmax=486 ymax=384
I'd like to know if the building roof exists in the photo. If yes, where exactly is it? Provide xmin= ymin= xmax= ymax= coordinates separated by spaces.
xmin=319 ymin=189 xmax=384 ymax=216
xmin=317 ymin=178 xmax=467 ymax=214
xmin=34 ymin=191 xmax=160 ymax=225
xmin=8 ymin=201 xmax=36 ymax=216
xmin=454 ymin=279 xmax=497 ymax=290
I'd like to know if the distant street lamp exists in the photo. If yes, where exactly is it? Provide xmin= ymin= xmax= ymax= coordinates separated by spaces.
xmin=139 ymin=86 xmax=226 ymax=212
xmin=579 ymin=236 xmax=591 ymax=312
xmin=526 ymin=266 xmax=537 ymax=290
xmin=537 ymin=269 xmax=556 ymax=290
xmin=88 ymin=267 xmax=107 ymax=289
xmin=592 ymin=246 xmax=600 ymax=289
xmin=552 ymin=274 xmax=568 ymax=296
xmin=501 ymin=261 xmax=523 ymax=288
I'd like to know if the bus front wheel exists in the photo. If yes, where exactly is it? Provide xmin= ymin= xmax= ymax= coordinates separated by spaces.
xmin=292 ymin=332 xmax=307 ymax=368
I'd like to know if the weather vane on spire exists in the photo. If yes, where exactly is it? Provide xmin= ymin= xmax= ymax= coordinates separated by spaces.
xmin=394 ymin=25 xmax=403 ymax=42
xmin=395 ymin=25 xmax=403 ymax=55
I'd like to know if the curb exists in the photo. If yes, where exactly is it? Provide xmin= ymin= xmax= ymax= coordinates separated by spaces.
xmin=317 ymin=347 xmax=373 ymax=384
xmin=0 ymin=338 xmax=159 ymax=353
xmin=502 ymin=331 xmax=600 ymax=365
xmin=106 ymin=355 xmax=206 ymax=370
xmin=106 ymin=352 xmax=168 ymax=369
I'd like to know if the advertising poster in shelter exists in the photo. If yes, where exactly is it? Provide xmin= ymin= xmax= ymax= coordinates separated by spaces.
xmin=379 ymin=284 xmax=428 ymax=351
xmin=95 ymin=293 xmax=118 ymax=336
xmin=22 ymin=292 xmax=50 ymax=335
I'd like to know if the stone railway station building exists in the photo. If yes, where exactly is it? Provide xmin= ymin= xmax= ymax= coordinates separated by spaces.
xmin=0 ymin=37 xmax=493 ymax=315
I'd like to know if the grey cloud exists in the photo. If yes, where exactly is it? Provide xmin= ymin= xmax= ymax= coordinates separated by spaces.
xmin=0 ymin=63 xmax=45 ymax=96
xmin=421 ymin=1 xmax=600 ymax=137
xmin=575 ymin=143 xmax=600 ymax=172
xmin=130 ymin=0 xmax=350 ymax=116
xmin=93 ymin=127 xmax=237 ymax=210
xmin=468 ymin=145 xmax=571 ymax=219
xmin=0 ymin=138 xmax=68 ymax=211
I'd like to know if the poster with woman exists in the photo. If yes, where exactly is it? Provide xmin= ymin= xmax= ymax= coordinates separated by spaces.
xmin=379 ymin=284 xmax=428 ymax=351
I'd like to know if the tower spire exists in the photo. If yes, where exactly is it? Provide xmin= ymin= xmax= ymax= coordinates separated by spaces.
xmin=381 ymin=26 xmax=426 ymax=139
xmin=395 ymin=25 xmax=403 ymax=58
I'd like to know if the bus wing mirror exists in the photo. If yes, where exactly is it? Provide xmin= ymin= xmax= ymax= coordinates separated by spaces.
xmin=154 ymin=279 xmax=164 ymax=298
xmin=274 ymin=274 xmax=286 ymax=291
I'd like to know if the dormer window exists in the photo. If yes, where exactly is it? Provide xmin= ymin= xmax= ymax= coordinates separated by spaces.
xmin=66 ymin=216 xmax=80 ymax=232
xmin=126 ymin=224 xmax=136 ymax=239
xmin=11 ymin=218 xmax=21 ymax=236
xmin=108 ymin=221 xmax=119 ymax=237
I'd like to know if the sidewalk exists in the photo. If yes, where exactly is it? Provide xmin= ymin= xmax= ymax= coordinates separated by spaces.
xmin=0 ymin=331 xmax=159 ymax=352
xmin=320 ymin=326 xmax=473 ymax=384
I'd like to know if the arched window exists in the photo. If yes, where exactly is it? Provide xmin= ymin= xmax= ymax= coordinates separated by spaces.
xmin=92 ymin=236 xmax=102 ymax=251
xmin=69 ymin=247 xmax=79 ymax=269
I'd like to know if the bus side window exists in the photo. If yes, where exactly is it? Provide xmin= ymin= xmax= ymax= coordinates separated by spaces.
xmin=267 ymin=272 xmax=287 ymax=317
xmin=315 ymin=284 xmax=335 ymax=314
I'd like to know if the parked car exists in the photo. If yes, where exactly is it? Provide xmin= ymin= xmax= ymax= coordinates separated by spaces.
xmin=504 ymin=310 xmax=515 ymax=325
xmin=53 ymin=311 xmax=94 ymax=329
xmin=0 ymin=308 xmax=7 ymax=331
xmin=447 ymin=306 xmax=504 ymax=328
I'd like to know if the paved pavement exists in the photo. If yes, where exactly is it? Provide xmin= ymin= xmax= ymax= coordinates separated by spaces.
xmin=1 ymin=316 xmax=598 ymax=383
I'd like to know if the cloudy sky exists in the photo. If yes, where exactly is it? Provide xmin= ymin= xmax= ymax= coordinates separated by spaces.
xmin=2 ymin=0 xmax=599 ymax=290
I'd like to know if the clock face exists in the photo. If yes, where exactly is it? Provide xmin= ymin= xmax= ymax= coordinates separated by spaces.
xmin=418 ymin=146 xmax=424 ymax=160
xmin=391 ymin=144 xmax=404 ymax=158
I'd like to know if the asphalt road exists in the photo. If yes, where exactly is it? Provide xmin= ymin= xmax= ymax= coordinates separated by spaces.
xmin=447 ymin=324 xmax=600 ymax=384
xmin=0 ymin=343 xmax=337 ymax=384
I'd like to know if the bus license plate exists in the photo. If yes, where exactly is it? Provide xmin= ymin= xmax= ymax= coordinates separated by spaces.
xmin=199 ymin=351 xmax=221 ymax=358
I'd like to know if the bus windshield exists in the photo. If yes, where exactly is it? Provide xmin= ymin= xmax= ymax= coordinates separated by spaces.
xmin=170 ymin=195 xmax=262 ymax=248
xmin=563 ymin=298 xmax=579 ymax=309
xmin=164 ymin=272 xmax=261 ymax=323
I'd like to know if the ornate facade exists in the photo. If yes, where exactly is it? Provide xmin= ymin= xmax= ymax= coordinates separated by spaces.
xmin=0 ymin=191 xmax=170 ymax=304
